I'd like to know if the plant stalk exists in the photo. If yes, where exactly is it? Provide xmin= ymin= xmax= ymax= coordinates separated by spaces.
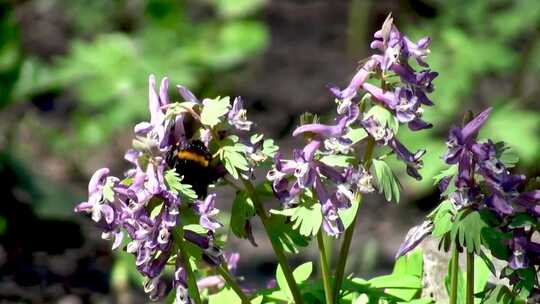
xmin=177 ymin=237 xmax=202 ymax=304
xmin=449 ymin=245 xmax=459 ymax=304
xmin=216 ymin=263 xmax=250 ymax=304
xmin=466 ymin=251 xmax=475 ymax=304
xmin=317 ymin=229 xmax=334 ymax=304
xmin=332 ymin=138 xmax=375 ymax=302
xmin=240 ymin=177 xmax=304 ymax=304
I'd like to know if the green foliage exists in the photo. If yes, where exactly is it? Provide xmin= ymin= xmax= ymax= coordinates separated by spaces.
xmin=164 ymin=169 xmax=198 ymax=202
xmin=345 ymin=126 xmax=368 ymax=145
xmin=398 ymin=0 xmax=540 ymax=194
xmin=266 ymin=214 xmax=309 ymax=254
xmin=215 ymin=0 xmax=265 ymax=18
xmin=0 ymin=5 xmax=22 ymax=109
xmin=451 ymin=210 xmax=489 ymax=254
xmin=230 ymin=191 xmax=255 ymax=240
xmin=319 ymin=155 xmax=354 ymax=167
xmin=201 ymin=96 xmax=231 ymax=127
xmin=372 ymin=159 xmax=401 ymax=203
xmin=275 ymin=262 xmax=313 ymax=302
xmin=208 ymin=287 xmax=263 ymax=304
xmin=271 ymin=190 xmax=323 ymax=237
xmin=217 ymin=136 xmax=249 ymax=179
xmin=290 ymin=202 xmax=322 ymax=237
xmin=102 ymin=177 xmax=116 ymax=202
xmin=338 ymin=192 xmax=361 ymax=229
xmin=8 ymin=0 xmax=268 ymax=151
xmin=429 ymin=200 xmax=455 ymax=238
xmin=480 ymin=285 xmax=514 ymax=304
xmin=445 ymin=255 xmax=491 ymax=304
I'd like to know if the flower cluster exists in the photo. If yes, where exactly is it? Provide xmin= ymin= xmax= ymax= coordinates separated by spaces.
xmin=267 ymin=15 xmax=437 ymax=237
xmin=268 ymin=107 xmax=373 ymax=237
xmin=440 ymin=108 xmax=540 ymax=276
xmin=75 ymin=75 xmax=230 ymax=302
xmin=330 ymin=15 xmax=437 ymax=180
xmin=397 ymin=108 xmax=540 ymax=292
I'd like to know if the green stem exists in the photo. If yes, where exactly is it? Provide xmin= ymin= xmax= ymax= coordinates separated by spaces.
xmin=177 ymin=237 xmax=202 ymax=304
xmin=332 ymin=138 xmax=375 ymax=302
xmin=466 ymin=251 xmax=474 ymax=304
xmin=449 ymin=245 xmax=459 ymax=304
xmin=317 ymin=229 xmax=334 ymax=304
xmin=240 ymin=177 xmax=304 ymax=304
xmin=216 ymin=263 xmax=250 ymax=304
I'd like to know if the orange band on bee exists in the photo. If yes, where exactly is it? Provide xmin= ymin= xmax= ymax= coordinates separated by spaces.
xmin=177 ymin=151 xmax=209 ymax=167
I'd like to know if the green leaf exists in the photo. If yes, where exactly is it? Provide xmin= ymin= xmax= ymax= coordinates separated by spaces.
xmin=262 ymin=139 xmax=279 ymax=158
xmin=267 ymin=214 xmax=309 ymax=254
xmin=293 ymin=262 xmax=313 ymax=283
xmin=496 ymin=142 xmax=519 ymax=168
xmin=275 ymin=264 xmax=290 ymax=301
xmin=366 ymin=104 xmax=399 ymax=133
xmin=431 ymin=200 xmax=455 ymax=238
xmin=444 ymin=256 xmax=466 ymax=304
xmin=338 ymin=192 xmax=361 ymax=229
xmin=393 ymin=247 xmax=423 ymax=278
xmin=218 ymin=137 xmax=249 ymax=179
xmin=451 ymin=210 xmax=489 ymax=254
xmin=291 ymin=202 xmax=322 ymax=237
xmin=372 ymin=159 xmax=401 ymax=203
xmin=208 ymin=286 xmax=241 ymax=304
xmin=319 ymin=155 xmax=354 ymax=167
xmin=388 ymin=248 xmax=424 ymax=301
xmin=368 ymin=274 xmax=422 ymax=289
xmin=200 ymin=96 xmax=231 ymax=127
xmin=230 ymin=191 xmax=255 ymax=239
xmin=508 ymin=213 xmax=537 ymax=229
xmin=481 ymin=226 xmax=511 ymax=261
xmin=102 ymin=178 xmax=116 ymax=202
xmin=164 ymin=169 xmax=198 ymax=202
xmin=275 ymin=262 xmax=312 ymax=301
xmin=345 ymin=126 xmax=368 ymax=144
xmin=250 ymin=133 xmax=264 ymax=144
xmin=433 ymin=165 xmax=457 ymax=186
xmin=481 ymin=285 xmax=514 ymax=304
xmin=474 ymin=255 xmax=491 ymax=299
xmin=183 ymin=224 xmax=207 ymax=234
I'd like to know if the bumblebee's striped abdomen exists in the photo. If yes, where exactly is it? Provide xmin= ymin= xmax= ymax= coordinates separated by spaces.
xmin=176 ymin=150 xmax=209 ymax=167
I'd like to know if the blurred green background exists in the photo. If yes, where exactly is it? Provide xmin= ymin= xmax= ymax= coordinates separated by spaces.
xmin=0 ymin=0 xmax=538 ymax=302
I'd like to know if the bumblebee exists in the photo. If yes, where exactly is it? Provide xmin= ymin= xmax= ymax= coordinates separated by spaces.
xmin=167 ymin=140 xmax=221 ymax=198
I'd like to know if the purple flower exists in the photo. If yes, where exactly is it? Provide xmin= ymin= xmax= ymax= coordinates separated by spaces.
xmin=197 ymin=252 xmax=240 ymax=291
xmin=360 ymin=116 xmax=394 ymax=145
xmin=362 ymin=83 xmax=432 ymax=131
xmin=328 ymin=57 xmax=379 ymax=100
xmin=228 ymin=97 xmax=253 ymax=131
xmin=316 ymin=176 xmax=344 ymax=237
xmin=268 ymin=134 xmax=366 ymax=236
xmin=507 ymin=229 xmax=540 ymax=270
xmin=194 ymin=193 xmax=222 ymax=233
xmin=516 ymin=190 xmax=540 ymax=216
xmin=443 ymin=108 xmax=492 ymax=188
xmin=361 ymin=116 xmax=425 ymax=180
xmin=75 ymin=75 xmax=233 ymax=302
xmin=395 ymin=220 xmax=433 ymax=258
xmin=292 ymin=116 xmax=349 ymax=139
xmin=75 ymin=168 xmax=116 ymax=224
xmin=177 ymin=85 xmax=200 ymax=103
xmin=335 ymin=166 xmax=374 ymax=206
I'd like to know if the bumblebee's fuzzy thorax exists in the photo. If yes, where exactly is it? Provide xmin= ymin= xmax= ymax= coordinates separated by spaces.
xmin=167 ymin=140 xmax=218 ymax=198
